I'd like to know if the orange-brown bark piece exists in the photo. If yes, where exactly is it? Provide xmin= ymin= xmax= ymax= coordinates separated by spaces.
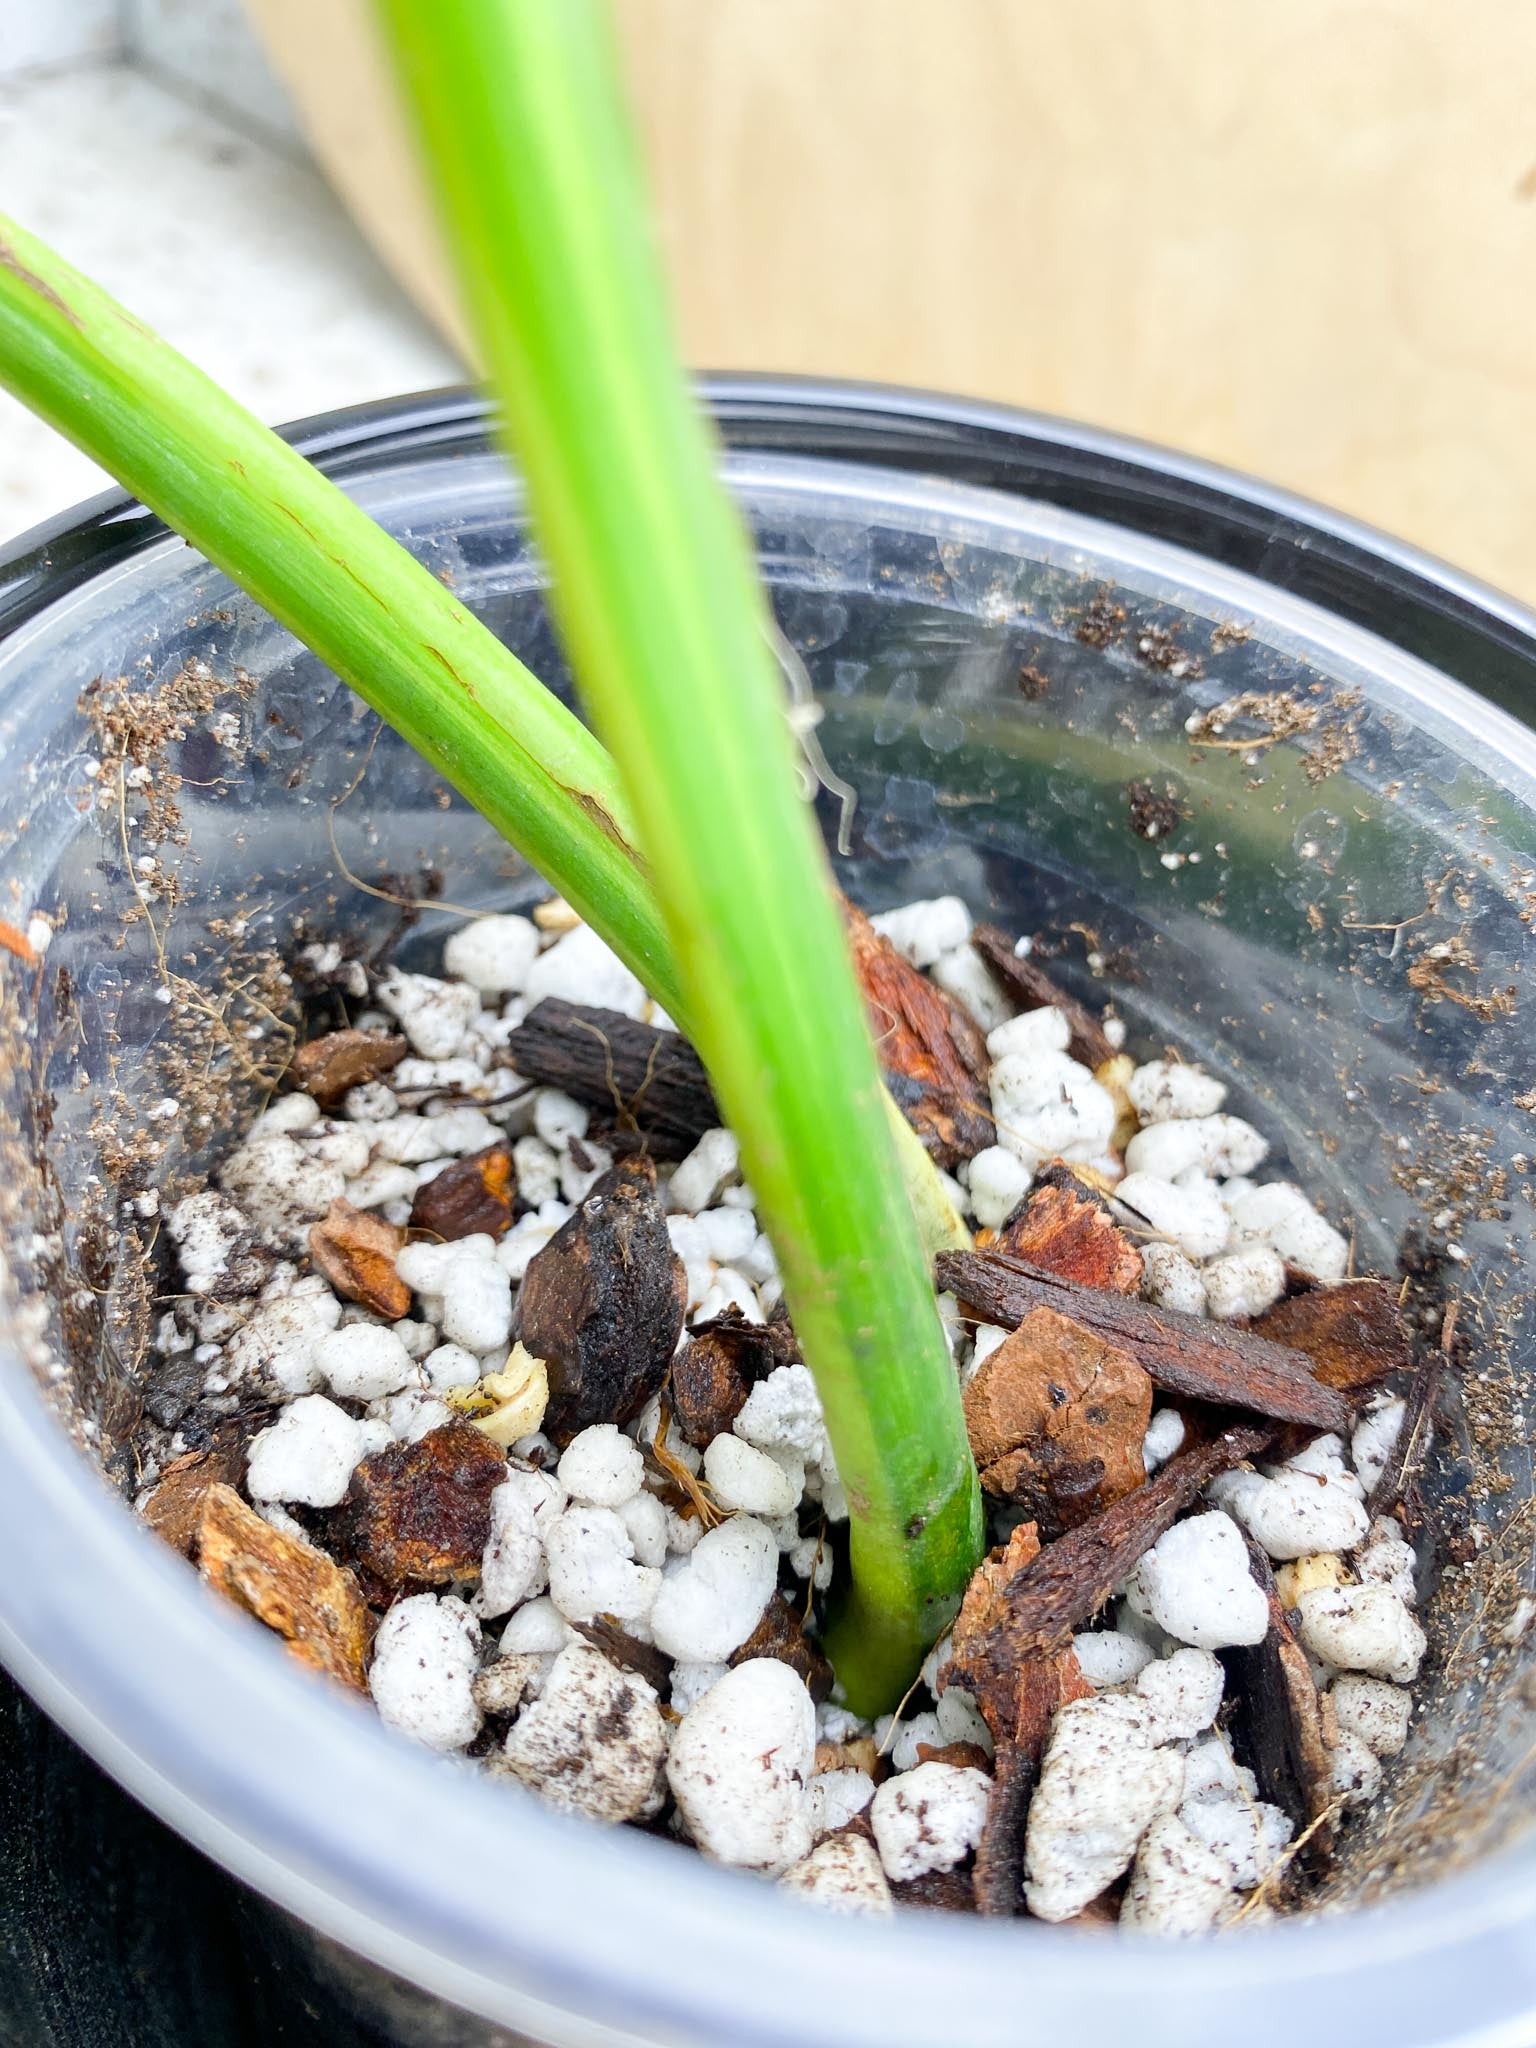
xmin=890 ymin=1868 xmax=979 ymax=1913
xmin=940 ymin=1250 xmax=1350 ymax=1432
xmin=334 ymin=1420 xmax=508 ymax=1586
xmin=670 ymin=1306 xmax=793 ymax=1447
xmin=729 ymin=1592 xmax=834 ymax=1702
xmin=198 ymin=1482 xmax=371 ymax=1690
xmin=288 ymin=1028 xmax=406 ymax=1108
xmin=916 ymin=1740 xmax=993 ymax=1772
xmin=816 ymin=1737 xmax=882 ymax=1779
xmin=963 ymin=1305 xmax=1151 ymax=1533
xmin=309 ymin=1199 xmax=410 ymax=1318
xmin=1255 ymin=1278 xmax=1408 ymax=1391
xmin=994 ymin=1173 xmax=1143 ymax=1295
xmin=142 ymin=1435 xmax=246 ymax=1556
xmin=844 ymin=902 xmax=993 ymax=1169
xmin=409 ymin=1143 xmax=516 ymax=1240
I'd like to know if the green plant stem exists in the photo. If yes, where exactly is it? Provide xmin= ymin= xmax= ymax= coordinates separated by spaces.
xmin=0 ymin=212 xmax=971 ymax=1253
xmin=378 ymin=0 xmax=982 ymax=1706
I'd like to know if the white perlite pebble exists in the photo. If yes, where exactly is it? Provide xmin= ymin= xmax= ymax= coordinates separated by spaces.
xmin=618 ymin=1490 xmax=670 ymax=1568
xmin=870 ymin=1762 xmax=990 ymax=1882
xmin=165 ymin=1189 xmax=258 ymax=1294
xmin=667 ymin=1660 xmax=816 ymax=1872
xmin=1024 ymin=1695 xmax=1185 ymax=1921
xmin=966 ymin=1145 xmax=1032 ymax=1231
xmin=1329 ymin=1730 xmax=1384 ymax=1806
xmin=931 ymin=942 xmax=1012 ymax=1033
xmin=650 ymin=1516 xmax=779 ymax=1661
xmin=1354 ymin=1517 xmax=1418 ymax=1605
xmin=224 ymin=1284 xmax=344 ymax=1395
xmin=1180 ymin=1795 xmax=1293 ymax=1891
xmin=1072 ymin=1629 xmax=1156 ymax=1690
xmin=986 ymin=1006 xmax=1070 ymax=1062
xmin=1224 ymin=1182 xmax=1349 ymax=1284
xmin=804 ymin=1767 xmax=876 ymax=1839
xmin=1127 ymin=1061 xmax=1228 ymax=1124
xmin=870 ymin=895 xmax=972 ymax=967
xmin=1135 ymin=1648 xmax=1225 ymax=1741
xmin=670 ymin=1659 xmax=731 ymax=1713
xmin=1330 ymin=1673 xmax=1412 ymax=1757
xmin=1209 ymin=1442 xmax=1369 ymax=1561
xmin=668 ymin=1128 xmax=741 ymax=1215
xmin=523 ymin=924 xmax=647 ymax=1019
xmin=1182 ymin=1736 xmax=1258 ymax=1808
xmin=1352 ymin=1399 xmax=1406 ymax=1496
xmin=733 ymin=1363 xmax=834 ymax=1471
xmin=779 ymin=1833 xmax=893 ymax=1914
xmin=246 ymin=1394 xmax=363 ymax=1507
xmin=557 ymin=1425 xmax=645 ymax=1509
xmin=398 ymin=1239 xmax=514 ymax=1355
xmin=443 ymin=914 xmax=540 ymax=995
xmin=478 ymin=1468 xmax=567 ymax=1617
xmin=1121 ymin=1815 xmax=1235 ymax=1935
xmin=1296 ymin=1585 xmax=1425 ymax=1682
xmin=544 ymin=1506 xmax=663 ymax=1626
xmin=1127 ymin=1512 xmax=1270 ymax=1650
xmin=1115 ymin=1172 xmax=1230 ymax=1261
xmin=500 ymin=1597 xmax=575 ymax=1657
xmin=1142 ymin=1408 xmax=1187 ymax=1473
xmin=219 ymin=1135 xmax=345 ymax=1251
xmin=694 ymin=1268 xmax=763 ymax=1326
xmin=1140 ymin=1243 xmax=1208 ymax=1319
xmin=377 ymin=970 xmax=480 ymax=1059
xmin=1202 ymin=1246 xmax=1287 ymax=1322
xmin=501 ymin=1645 xmax=668 ymax=1822
xmin=936 ymin=1685 xmax=994 ymax=1754
xmin=703 ymin=1435 xmax=800 ymax=1517
xmin=1126 ymin=1113 xmax=1268 ymax=1183
xmin=313 ymin=1323 xmax=416 ymax=1402
xmin=369 ymin=1594 xmax=482 ymax=1752
xmin=990 ymin=1050 xmax=1117 ymax=1170
xmin=423 ymin=1343 xmax=481 ymax=1392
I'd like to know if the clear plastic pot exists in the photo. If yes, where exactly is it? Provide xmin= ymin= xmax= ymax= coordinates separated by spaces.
xmin=1 ymin=382 xmax=1535 ymax=2048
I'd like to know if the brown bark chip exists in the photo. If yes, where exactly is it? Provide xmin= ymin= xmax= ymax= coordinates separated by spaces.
xmin=993 ymin=1173 xmax=1143 ymax=1295
xmin=963 ymin=1305 xmax=1151 ymax=1532
xmin=670 ymin=1306 xmax=793 ymax=1447
xmin=1228 ymin=1538 xmax=1334 ymax=1853
xmin=197 ymin=1483 xmax=370 ymax=1690
xmin=889 ymin=1868 xmax=979 ymax=1914
xmin=968 ymin=924 xmax=1114 ymax=1069
xmin=843 ymin=903 xmax=994 ymax=1169
xmin=939 ymin=1251 xmax=1349 ymax=1432
xmin=142 ymin=1433 xmax=247 ymax=1555
xmin=728 ymin=1592 xmax=834 ymax=1702
xmin=1255 ymin=1279 xmax=1408 ymax=1391
xmin=288 ymin=1028 xmax=406 ymax=1109
xmin=516 ymin=1156 xmax=687 ymax=1445
xmin=308 ymin=1199 xmax=410 ymax=1319
xmin=409 ymin=1144 xmax=517 ymax=1241
xmin=504 ymin=998 xmax=719 ymax=1157
xmin=334 ymin=1420 xmax=508 ymax=1586
xmin=916 ymin=1741 xmax=993 ymax=1773
xmin=573 ymin=1617 xmax=674 ymax=1696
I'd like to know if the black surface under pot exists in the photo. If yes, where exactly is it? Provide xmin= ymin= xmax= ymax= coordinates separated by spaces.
xmin=3 ymin=380 xmax=1536 ymax=2047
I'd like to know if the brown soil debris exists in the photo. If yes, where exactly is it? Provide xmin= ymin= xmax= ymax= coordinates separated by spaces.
xmin=334 ymin=1420 xmax=508 ymax=1586
xmin=197 ymin=1482 xmax=371 ymax=1690
xmin=516 ymin=1156 xmax=686 ymax=1445
xmin=964 ymin=1306 xmax=1150 ymax=1534
xmin=288 ymin=1028 xmax=406 ymax=1109
xmin=844 ymin=903 xmax=993 ymax=1169
xmin=993 ymin=1172 xmax=1143 ymax=1294
xmin=940 ymin=1251 xmax=1349 ymax=1432
xmin=1126 ymin=780 xmax=1185 ymax=843
xmin=670 ymin=1306 xmax=790 ymax=1448
xmin=1256 ymin=1279 xmax=1408 ymax=1392
xmin=309 ymin=1199 xmax=410 ymax=1319
xmin=729 ymin=1592 xmax=834 ymax=1702
xmin=968 ymin=925 xmax=1114 ymax=1069
xmin=409 ymin=1144 xmax=516 ymax=1241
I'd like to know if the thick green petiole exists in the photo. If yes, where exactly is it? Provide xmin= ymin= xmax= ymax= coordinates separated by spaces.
xmin=377 ymin=0 xmax=982 ymax=1705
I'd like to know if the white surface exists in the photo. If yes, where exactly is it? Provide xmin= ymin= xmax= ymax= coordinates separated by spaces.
xmin=126 ymin=0 xmax=300 ymax=145
xmin=0 ymin=0 xmax=118 ymax=78
xmin=0 ymin=61 xmax=460 ymax=550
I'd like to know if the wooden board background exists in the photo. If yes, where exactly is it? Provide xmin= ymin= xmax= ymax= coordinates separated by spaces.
xmin=250 ymin=0 xmax=1536 ymax=605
